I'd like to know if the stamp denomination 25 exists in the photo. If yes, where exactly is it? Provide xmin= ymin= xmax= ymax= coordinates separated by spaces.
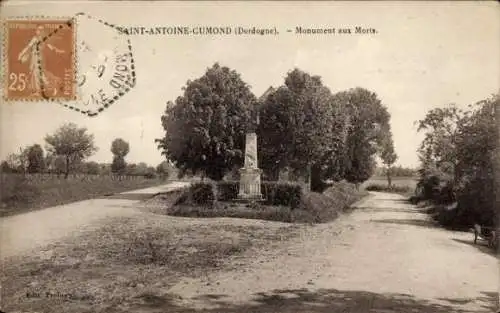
xmin=3 ymin=19 xmax=76 ymax=101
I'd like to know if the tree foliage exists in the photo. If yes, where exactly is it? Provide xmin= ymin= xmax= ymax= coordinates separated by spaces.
xmin=111 ymin=138 xmax=130 ymax=158
xmin=380 ymin=129 xmax=398 ymax=186
xmin=336 ymin=88 xmax=392 ymax=185
xmin=156 ymin=160 xmax=176 ymax=179
xmin=156 ymin=63 xmax=256 ymax=180
xmin=110 ymin=138 xmax=130 ymax=174
xmin=83 ymin=161 xmax=101 ymax=175
xmin=258 ymin=69 xmax=346 ymax=190
xmin=416 ymin=95 xmax=498 ymax=228
xmin=44 ymin=123 xmax=97 ymax=178
xmin=417 ymin=104 xmax=462 ymax=185
xmin=26 ymin=144 xmax=45 ymax=173
xmin=111 ymin=156 xmax=127 ymax=175
xmin=1 ymin=153 xmax=23 ymax=173
xmin=157 ymin=66 xmax=395 ymax=189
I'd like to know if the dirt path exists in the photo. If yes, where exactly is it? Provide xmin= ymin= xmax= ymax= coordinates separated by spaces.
xmin=167 ymin=192 xmax=499 ymax=313
xmin=0 ymin=181 xmax=189 ymax=259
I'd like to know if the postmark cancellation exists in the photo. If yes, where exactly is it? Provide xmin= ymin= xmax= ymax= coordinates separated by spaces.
xmin=3 ymin=18 xmax=77 ymax=101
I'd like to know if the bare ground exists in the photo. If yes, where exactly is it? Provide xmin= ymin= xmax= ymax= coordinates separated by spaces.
xmin=165 ymin=192 xmax=498 ymax=313
xmin=1 ymin=191 xmax=498 ymax=313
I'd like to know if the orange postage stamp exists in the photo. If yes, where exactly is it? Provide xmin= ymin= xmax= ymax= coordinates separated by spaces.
xmin=3 ymin=18 xmax=76 ymax=101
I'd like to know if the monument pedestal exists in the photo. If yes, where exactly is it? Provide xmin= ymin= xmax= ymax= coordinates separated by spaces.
xmin=237 ymin=132 xmax=263 ymax=201
xmin=238 ymin=168 xmax=263 ymax=200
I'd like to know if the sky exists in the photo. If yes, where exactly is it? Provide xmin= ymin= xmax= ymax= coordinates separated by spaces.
xmin=1 ymin=1 xmax=499 ymax=168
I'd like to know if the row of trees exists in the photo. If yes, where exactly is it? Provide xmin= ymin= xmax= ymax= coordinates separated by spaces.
xmin=372 ymin=166 xmax=416 ymax=178
xmin=1 ymin=123 xmax=169 ymax=179
xmin=156 ymin=63 xmax=398 ymax=191
xmin=416 ymin=94 xmax=499 ymax=228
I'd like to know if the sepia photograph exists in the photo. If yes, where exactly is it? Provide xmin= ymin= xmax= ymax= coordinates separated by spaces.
xmin=0 ymin=1 xmax=499 ymax=313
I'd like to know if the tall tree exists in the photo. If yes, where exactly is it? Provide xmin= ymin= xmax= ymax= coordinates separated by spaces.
xmin=111 ymin=138 xmax=130 ymax=158
xmin=494 ymin=93 xmax=500 ymax=232
xmin=258 ymin=69 xmax=342 ymax=191
xmin=453 ymin=97 xmax=496 ymax=226
xmin=156 ymin=63 xmax=256 ymax=180
xmin=4 ymin=153 xmax=23 ymax=173
xmin=45 ymin=123 xmax=97 ymax=178
xmin=110 ymin=138 xmax=130 ymax=175
xmin=111 ymin=157 xmax=127 ymax=175
xmin=338 ymin=88 xmax=392 ymax=186
xmin=416 ymin=104 xmax=463 ymax=201
xmin=17 ymin=147 xmax=30 ymax=173
xmin=417 ymin=104 xmax=462 ymax=181
xmin=156 ymin=160 xmax=175 ymax=179
xmin=26 ymin=144 xmax=45 ymax=173
xmin=416 ymin=95 xmax=498 ymax=228
xmin=380 ymin=129 xmax=398 ymax=187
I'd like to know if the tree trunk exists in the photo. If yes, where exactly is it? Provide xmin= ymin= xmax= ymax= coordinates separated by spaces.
xmin=311 ymin=163 xmax=324 ymax=192
xmin=64 ymin=156 xmax=70 ymax=179
xmin=306 ymin=163 xmax=312 ymax=192
xmin=386 ymin=167 xmax=392 ymax=187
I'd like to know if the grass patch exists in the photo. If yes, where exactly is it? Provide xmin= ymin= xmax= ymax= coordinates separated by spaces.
xmin=0 ymin=213 xmax=299 ymax=313
xmin=168 ymin=202 xmax=295 ymax=223
xmin=0 ymin=174 xmax=166 ymax=217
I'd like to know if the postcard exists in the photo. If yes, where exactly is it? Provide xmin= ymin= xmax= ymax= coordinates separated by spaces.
xmin=0 ymin=1 xmax=499 ymax=313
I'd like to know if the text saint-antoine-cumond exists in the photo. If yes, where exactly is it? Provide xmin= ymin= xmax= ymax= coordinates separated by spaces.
xmin=117 ymin=26 xmax=279 ymax=36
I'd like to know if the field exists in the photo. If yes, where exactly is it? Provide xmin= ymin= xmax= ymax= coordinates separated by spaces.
xmin=0 ymin=173 xmax=167 ymax=217
xmin=360 ymin=176 xmax=418 ymax=196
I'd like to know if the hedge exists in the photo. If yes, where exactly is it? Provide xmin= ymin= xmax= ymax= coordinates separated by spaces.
xmin=189 ymin=182 xmax=215 ymax=205
xmin=261 ymin=181 xmax=302 ymax=208
xmin=217 ymin=181 xmax=239 ymax=201
xmin=175 ymin=181 xmax=303 ymax=208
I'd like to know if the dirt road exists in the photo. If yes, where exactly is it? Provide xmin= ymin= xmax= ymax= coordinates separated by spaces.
xmin=0 ymin=181 xmax=189 ymax=259
xmin=167 ymin=192 xmax=499 ymax=313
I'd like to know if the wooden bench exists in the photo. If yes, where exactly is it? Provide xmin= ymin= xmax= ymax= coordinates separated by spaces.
xmin=473 ymin=224 xmax=498 ymax=249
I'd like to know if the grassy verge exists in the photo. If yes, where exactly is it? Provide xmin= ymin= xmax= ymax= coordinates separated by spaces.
xmin=163 ymin=181 xmax=368 ymax=224
xmin=0 ymin=212 xmax=300 ymax=313
xmin=0 ymin=174 xmax=167 ymax=217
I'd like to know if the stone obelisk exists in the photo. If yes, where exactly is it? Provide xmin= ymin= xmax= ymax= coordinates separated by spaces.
xmin=237 ymin=104 xmax=263 ymax=200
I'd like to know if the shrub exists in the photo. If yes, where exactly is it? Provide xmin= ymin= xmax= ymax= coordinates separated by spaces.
xmin=365 ymin=183 xmax=411 ymax=194
xmin=189 ymin=182 xmax=215 ymax=205
xmin=144 ymin=172 xmax=157 ymax=179
xmin=261 ymin=181 xmax=303 ymax=208
xmin=409 ymin=195 xmax=421 ymax=205
xmin=217 ymin=181 xmax=239 ymax=201
xmin=1 ymin=174 xmax=41 ymax=208
xmin=296 ymin=192 xmax=338 ymax=223
xmin=173 ymin=182 xmax=216 ymax=206
xmin=293 ymin=181 xmax=367 ymax=223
